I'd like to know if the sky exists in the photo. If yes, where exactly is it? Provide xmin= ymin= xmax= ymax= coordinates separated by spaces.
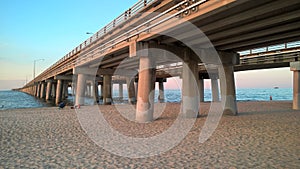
xmin=0 ymin=0 xmax=293 ymax=90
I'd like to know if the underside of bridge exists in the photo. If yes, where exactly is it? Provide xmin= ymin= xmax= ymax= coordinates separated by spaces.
xmin=19 ymin=0 xmax=300 ymax=122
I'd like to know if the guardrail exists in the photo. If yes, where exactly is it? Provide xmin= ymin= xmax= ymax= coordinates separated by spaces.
xmin=26 ymin=0 xmax=162 ymax=86
xmin=27 ymin=0 xmax=209 ymax=87
xmin=239 ymin=41 xmax=300 ymax=56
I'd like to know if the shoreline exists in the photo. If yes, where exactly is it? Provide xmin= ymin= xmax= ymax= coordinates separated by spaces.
xmin=0 ymin=99 xmax=294 ymax=111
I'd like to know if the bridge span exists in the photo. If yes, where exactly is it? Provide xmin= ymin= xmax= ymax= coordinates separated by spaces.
xmin=18 ymin=0 xmax=300 ymax=122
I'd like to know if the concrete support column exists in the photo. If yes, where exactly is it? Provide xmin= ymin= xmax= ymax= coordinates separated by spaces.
xmin=126 ymin=77 xmax=136 ymax=104
xmin=90 ymin=81 xmax=95 ymax=98
xmin=65 ymin=82 xmax=69 ymax=98
xmin=136 ymin=55 xmax=156 ymax=122
xmin=119 ymin=83 xmax=123 ymax=99
xmin=135 ymin=82 xmax=139 ymax=98
xmin=94 ymin=81 xmax=99 ymax=103
xmin=182 ymin=51 xmax=200 ymax=118
xmin=211 ymin=77 xmax=220 ymax=102
xmin=46 ymin=81 xmax=52 ymax=101
xmin=75 ymin=74 xmax=87 ymax=106
xmin=290 ymin=61 xmax=300 ymax=109
xmin=100 ymin=83 xmax=103 ymax=100
xmin=51 ymin=83 xmax=56 ymax=98
xmin=85 ymin=84 xmax=91 ymax=97
xmin=198 ymin=78 xmax=204 ymax=102
xmin=62 ymin=81 xmax=68 ymax=99
xmin=34 ymin=85 xmax=37 ymax=96
xmin=40 ymin=82 xmax=46 ymax=99
xmin=71 ymin=82 xmax=76 ymax=96
xmin=218 ymin=65 xmax=237 ymax=115
xmin=103 ymin=75 xmax=112 ymax=105
xmin=158 ymin=81 xmax=165 ymax=102
xmin=88 ymin=84 xmax=92 ymax=97
xmin=36 ymin=83 xmax=41 ymax=97
xmin=55 ymin=79 xmax=63 ymax=105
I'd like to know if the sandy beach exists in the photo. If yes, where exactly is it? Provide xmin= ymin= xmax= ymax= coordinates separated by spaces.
xmin=0 ymin=101 xmax=299 ymax=168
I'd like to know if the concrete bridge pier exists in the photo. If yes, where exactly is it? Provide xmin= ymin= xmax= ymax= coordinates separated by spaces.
xmin=89 ymin=80 xmax=98 ymax=104
xmin=158 ymin=79 xmax=165 ymax=103
xmin=85 ymin=83 xmax=91 ymax=97
xmin=119 ymin=83 xmax=123 ymax=99
xmin=55 ymin=79 xmax=63 ymax=105
xmin=36 ymin=83 xmax=41 ymax=98
xmin=51 ymin=82 xmax=56 ymax=98
xmin=103 ymin=75 xmax=112 ymax=105
xmin=211 ymin=77 xmax=220 ymax=102
xmin=33 ymin=85 xmax=37 ymax=97
xmin=135 ymin=81 xmax=138 ymax=98
xmin=218 ymin=51 xmax=239 ymax=115
xmin=126 ymin=77 xmax=136 ymax=104
xmin=136 ymin=54 xmax=156 ymax=122
xmin=66 ymin=82 xmax=70 ymax=98
xmin=40 ymin=82 xmax=46 ymax=99
xmin=62 ymin=81 xmax=69 ymax=99
xmin=100 ymin=82 xmax=103 ymax=100
xmin=45 ymin=80 xmax=52 ymax=101
xmin=198 ymin=78 xmax=205 ymax=102
xmin=94 ymin=81 xmax=100 ymax=103
xmin=75 ymin=74 xmax=87 ymax=106
xmin=182 ymin=49 xmax=200 ymax=118
xmin=290 ymin=61 xmax=300 ymax=110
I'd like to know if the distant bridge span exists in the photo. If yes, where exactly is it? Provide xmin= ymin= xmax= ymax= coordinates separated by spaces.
xmin=18 ymin=0 xmax=300 ymax=122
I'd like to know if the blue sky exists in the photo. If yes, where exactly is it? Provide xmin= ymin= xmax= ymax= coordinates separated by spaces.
xmin=0 ymin=0 xmax=293 ymax=90
xmin=0 ymin=0 xmax=136 ymax=87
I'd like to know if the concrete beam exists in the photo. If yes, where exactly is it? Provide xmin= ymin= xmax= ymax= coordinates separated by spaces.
xmin=196 ymin=49 xmax=240 ymax=65
xmin=73 ymin=67 xmax=98 ymax=76
xmin=54 ymin=75 xmax=73 ymax=81
xmin=98 ymin=68 xmax=138 ymax=76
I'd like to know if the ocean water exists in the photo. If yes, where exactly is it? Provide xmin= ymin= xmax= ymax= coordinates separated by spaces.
xmin=0 ymin=88 xmax=293 ymax=110
xmin=0 ymin=90 xmax=49 ymax=110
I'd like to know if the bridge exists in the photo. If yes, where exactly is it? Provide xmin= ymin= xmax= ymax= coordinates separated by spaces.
xmin=17 ymin=0 xmax=300 ymax=122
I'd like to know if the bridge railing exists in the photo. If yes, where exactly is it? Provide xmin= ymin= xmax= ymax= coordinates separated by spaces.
xmin=74 ymin=0 xmax=207 ymax=66
xmin=27 ymin=0 xmax=164 ymax=86
xmin=239 ymin=41 xmax=300 ymax=56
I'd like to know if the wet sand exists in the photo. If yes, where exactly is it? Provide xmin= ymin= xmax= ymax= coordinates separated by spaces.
xmin=0 ymin=101 xmax=299 ymax=168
